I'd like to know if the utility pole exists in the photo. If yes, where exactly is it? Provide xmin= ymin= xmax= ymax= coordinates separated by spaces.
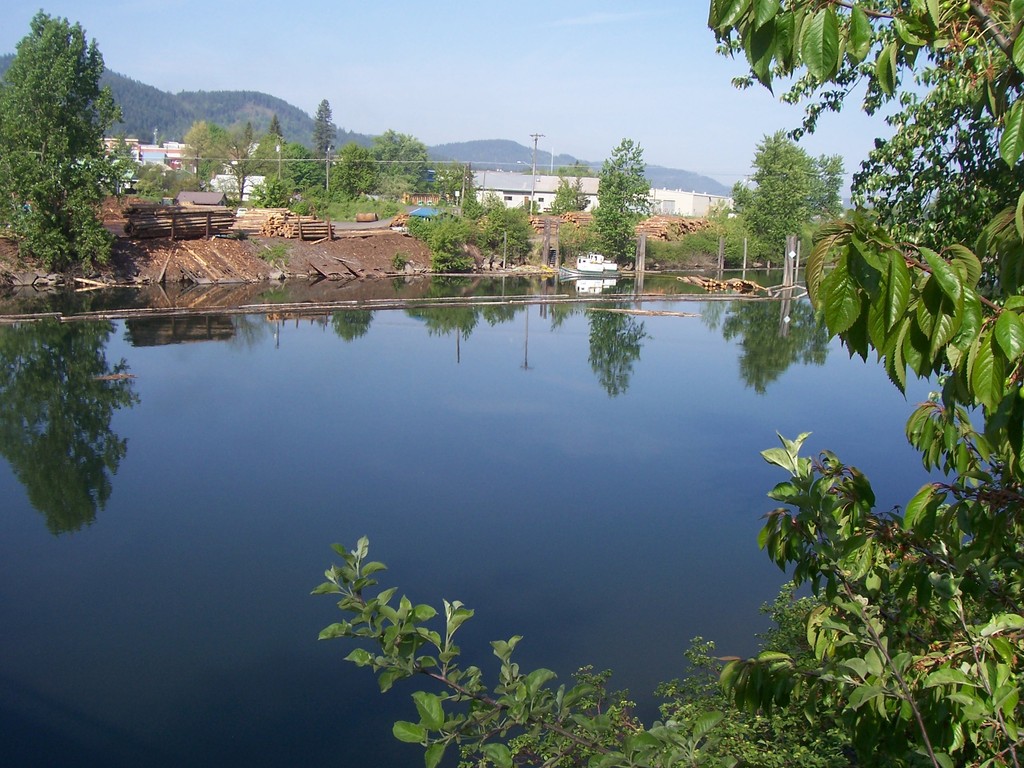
xmin=325 ymin=145 xmax=332 ymax=194
xmin=530 ymin=132 xmax=544 ymax=213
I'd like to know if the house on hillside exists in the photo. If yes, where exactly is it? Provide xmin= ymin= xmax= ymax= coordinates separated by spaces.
xmin=472 ymin=171 xmax=600 ymax=213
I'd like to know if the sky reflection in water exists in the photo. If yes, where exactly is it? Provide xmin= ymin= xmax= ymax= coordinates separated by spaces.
xmin=0 ymin=297 xmax=933 ymax=767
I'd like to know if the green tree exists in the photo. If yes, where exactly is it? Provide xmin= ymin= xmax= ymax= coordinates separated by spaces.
xmin=221 ymin=121 xmax=258 ymax=203
xmin=408 ymin=215 xmax=473 ymax=273
xmin=809 ymin=154 xmax=845 ymax=220
xmin=478 ymin=198 xmax=533 ymax=265
xmin=268 ymin=112 xmax=283 ymax=139
xmin=105 ymin=136 xmax=139 ymax=197
xmin=0 ymin=12 xmax=121 ymax=269
xmin=372 ymin=129 xmax=429 ymax=197
xmin=249 ymin=176 xmax=290 ymax=208
xmin=549 ymin=175 xmax=589 ymax=215
xmin=183 ymin=120 xmax=226 ymax=182
xmin=332 ymin=142 xmax=378 ymax=198
xmin=732 ymin=132 xmax=816 ymax=255
xmin=554 ymin=161 xmax=597 ymax=177
xmin=312 ymin=99 xmax=336 ymax=158
xmin=593 ymin=139 xmax=651 ymax=261
xmin=433 ymin=162 xmax=473 ymax=206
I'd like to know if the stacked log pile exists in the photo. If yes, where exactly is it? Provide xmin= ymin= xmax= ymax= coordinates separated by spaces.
xmin=561 ymin=211 xmax=593 ymax=228
xmin=257 ymin=211 xmax=334 ymax=241
xmin=635 ymin=215 xmax=711 ymax=241
xmin=390 ymin=212 xmax=410 ymax=228
xmin=530 ymin=212 xmax=595 ymax=233
xmin=124 ymin=204 xmax=235 ymax=240
xmin=232 ymin=208 xmax=290 ymax=237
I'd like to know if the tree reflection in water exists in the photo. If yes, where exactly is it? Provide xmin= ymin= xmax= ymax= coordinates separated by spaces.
xmin=588 ymin=309 xmax=647 ymax=397
xmin=0 ymin=320 xmax=137 ymax=534
xmin=719 ymin=298 xmax=829 ymax=394
xmin=331 ymin=310 xmax=374 ymax=341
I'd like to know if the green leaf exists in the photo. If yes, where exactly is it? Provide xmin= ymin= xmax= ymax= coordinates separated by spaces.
xmin=344 ymin=648 xmax=373 ymax=666
xmin=970 ymin=333 xmax=1005 ymax=409
xmin=903 ymin=484 xmax=939 ymax=534
xmin=847 ymin=5 xmax=872 ymax=62
xmin=318 ymin=622 xmax=350 ymax=640
xmin=745 ymin=17 xmax=777 ymax=89
xmin=392 ymin=720 xmax=426 ymax=743
xmin=947 ymin=244 xmax=982 ymax=288
xmin=692 ymin=710 xmax=724 ymax=741
xmin=1001 ymin=99 xmax=1024 ymax=167
xmin=807 ymin=222 xmax=849 ymax=304
xmin=885 ymin=251 xmax=912 ymax=330
xmin=412 ymin=691 xmax=445 ymax=731
xmin=525 ymin=668 xmax=557 ymax=695
xmin=924 ymin=668 xmax=976 ymax=688
xmin=821 ymin=258 xmax=862 ymax=334
xmin=995 ymin=310 xmax=1024 ymax=360
xmin=310 ymin=582 xmax=341 ymax=595
xmin=1014 ymin=31 xmax=1024 ymax=79
xmin=753 ymin=0 xmax=779 ymax=28
xmin=710 ymin=0 xmax=750 ymax=30
xmin=481 ymin=743 xmax=513 ymax=768
xmin=875 ymin=41 xmax=898 ymax=96
xmin=1013 ymin=0 xmax=1024 ymax=26
xmin=848 ymin=684 xmax=886 ymax=710
xmin=920 ymin=248 xmax=962 ymax=305
xmin=1016 ymin=190 xmax=1024 ymax=240
xmin=412 ymin=604 xmax=437 ymax=623
xmin=424 ymin=743 xmax=446 ymax=768
xmin=801 ymin=8 xmax=840 ymax=81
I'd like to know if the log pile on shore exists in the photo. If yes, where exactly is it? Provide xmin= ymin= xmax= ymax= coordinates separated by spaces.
xmin=529 ymin=212 xmax=595 ymax=234
xmin=257 ymin=211 xmax=334 ymax=240
xmin=232 ymin=208 xmax=290 ymax=237
xmin=636 ymin=215 xmax=710 ymax=241
xmin=561 ymin=211 xmax=593 ymax=227
xmin=124 ymin=204 xmax=235 ymax=240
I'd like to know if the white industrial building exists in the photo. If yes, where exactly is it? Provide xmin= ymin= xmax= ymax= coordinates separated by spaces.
xmin=648 ymin=188 xmax=733 ymax=217
xmin=473 ymin=171 xmax=600 ymax=212
xmin=473 ymin=170 xmax=732 ymax=217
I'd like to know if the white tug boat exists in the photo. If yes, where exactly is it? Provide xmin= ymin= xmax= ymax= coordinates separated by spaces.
xmin=561 ymin=252 xmax=619 ymax=276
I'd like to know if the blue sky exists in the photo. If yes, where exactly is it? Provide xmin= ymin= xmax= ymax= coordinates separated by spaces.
xmin=2 ymin=1 xmax=888 ymax=189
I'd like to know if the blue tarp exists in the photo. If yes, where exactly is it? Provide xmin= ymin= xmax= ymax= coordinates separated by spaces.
xmin=409 ymin=207 xmax=440 ymax=218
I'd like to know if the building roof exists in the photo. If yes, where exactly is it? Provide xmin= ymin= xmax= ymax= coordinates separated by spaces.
xmin=473 ymin=171 xmax=599 ymax=196
xmin=175 ymin=191 xmax=227 ymax=206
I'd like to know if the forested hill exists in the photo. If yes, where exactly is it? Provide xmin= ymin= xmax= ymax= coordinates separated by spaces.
xmin=0 ymin=54 xmax=730 ymax=195
xmin=0 ymin=54 xmax=368 ymax=147
xmin=430 ymin=139 xmax=731 ymax=196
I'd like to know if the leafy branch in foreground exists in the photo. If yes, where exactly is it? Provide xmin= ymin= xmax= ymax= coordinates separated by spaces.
xmin=314 ymin=537 xmax=733 ymax=768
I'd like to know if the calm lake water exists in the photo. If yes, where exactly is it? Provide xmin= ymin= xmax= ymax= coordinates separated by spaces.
xmin=0 ymin=279 xmax=934 ymax=767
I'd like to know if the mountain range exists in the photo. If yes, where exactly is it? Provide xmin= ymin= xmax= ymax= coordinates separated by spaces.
xmin=0 ymin=54 xmax=731 ymax=195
